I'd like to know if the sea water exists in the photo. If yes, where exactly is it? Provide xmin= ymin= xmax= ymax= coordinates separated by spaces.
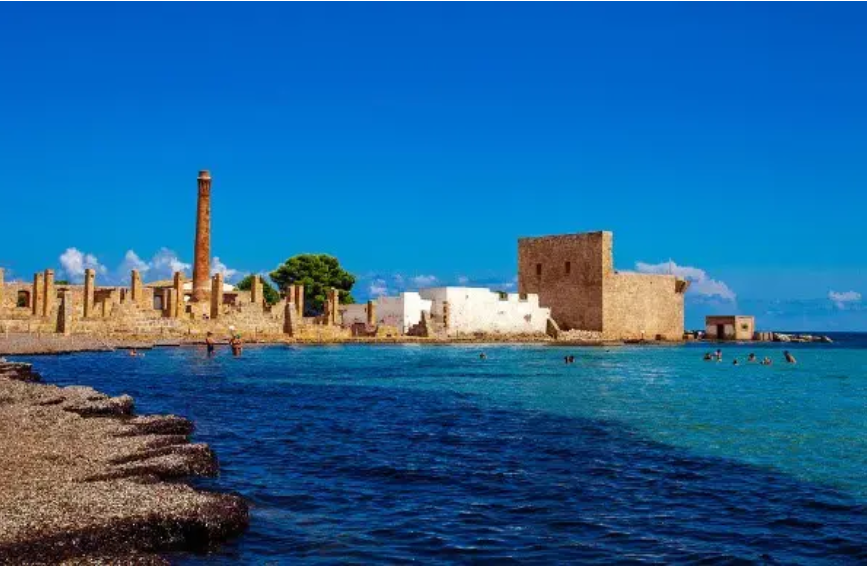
xmin=22 ymin=335 xmax=867 ymax=563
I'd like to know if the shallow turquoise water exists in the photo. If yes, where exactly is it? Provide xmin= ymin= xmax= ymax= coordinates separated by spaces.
xmin=239 ymin=342 xmax=867 ymax=496
xmin=22 ymin=338 xmax=867 ymax=562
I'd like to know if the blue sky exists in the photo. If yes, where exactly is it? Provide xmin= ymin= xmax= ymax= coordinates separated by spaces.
xmin=1 ymin=3 xmax=865 ymax=330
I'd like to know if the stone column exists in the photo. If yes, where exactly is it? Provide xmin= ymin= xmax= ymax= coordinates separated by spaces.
xmin=367 ymin=300 xmax=376 ymax=327
xmin=43 ymin=269 xmax=55 ymax=318
xmin=164 ymin=289 xmax=177 ymax=319
xmin=329 ymin=288 xmax=339 ymax=326
xmin=192 ymin=170 xmax=212 ymax=303
xmin=210 ymin=273 xmax=223 ymax=319
xmin=83 ymin=268 xmax=95 ymax=318
xmin=131 ymin=270 xmax=144 ymax=306
xmin=32 ymin=272 xmax=44 ymax=317
xmin=295 ymin=284 xmax=304 ymax=318
xmin=283 ymin=301 xmax=295 ymax=336
xmin=57 ymin=290 xmax=73 ymax=335
xmin=173 ymin=272 xmax=185 ymax=318
xmin=251 ymin=275 xmax=263 ymax=306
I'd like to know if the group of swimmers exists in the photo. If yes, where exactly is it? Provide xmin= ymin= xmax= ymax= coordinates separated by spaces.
xmin=703 ymin=349 xmax=796 ymax=365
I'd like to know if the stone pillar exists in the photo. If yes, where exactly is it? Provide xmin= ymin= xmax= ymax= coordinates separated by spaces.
xmin=43 ymin=269 xmax=55 ymax=318
xmin=83 ymin=269 xmax=95 ymax=318
xmin=32 ymin=272 xmax=44 ymax=317
xmin=210 ymin=273 xmax=223 ymax=319
xmin=442 ymin=300 xmax=451 ymax=331
xmin=251 ymin=275 xmax=263 ymax=306
xmin=164 ymin=289 xmax=177 ymax=319
xmin=192 ymin=170 xmax=212 ymax=302
xmin=295 ymin=284 xmax=304 ymax=318
xmin=131 ymin=270 xmax=144 ymax=306
xmin=283 ymin=301 xmax=295 ymax=336
xmin=173 ymin=272 xmax=185 ymax=318
xmin=330 ymin=288 xmax=340 ymax=326
xmin=367 ymin=300 xmax=376 ymax=327
xmin=57 ymin=290 xmax=73 ymax=335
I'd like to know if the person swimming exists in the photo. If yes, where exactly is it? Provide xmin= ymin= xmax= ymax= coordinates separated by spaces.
xmin=761 ymin=356 xmax=773 ymax=366
xmin=732 ymin=358 xmax=739 ymax=366
xmin=703 ymin=352 xmax=713 ymax=361
xmin=715 ymin=349 xmax=723 ymax=362
xmin=748 ymin=353 xmax=757 ymax=363
xmin=784 ymin=350 xmax=797 ymax=364
xmin=480 ymin=352 xmax=487 ymax=360
xmin=568 ymin=355 xmax=575 ymax=364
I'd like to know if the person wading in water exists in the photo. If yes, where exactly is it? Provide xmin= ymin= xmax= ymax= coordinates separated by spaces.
xmin=205 ymin=332 xmax=216 ymax=356
xmin=230 ymin=334 xmax=243 ymax=357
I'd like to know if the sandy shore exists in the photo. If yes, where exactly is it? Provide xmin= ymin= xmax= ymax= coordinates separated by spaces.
xmin=0 ymin=359 xmax=248 ymax=563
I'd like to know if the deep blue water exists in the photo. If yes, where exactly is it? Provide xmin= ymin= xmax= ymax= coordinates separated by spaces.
xmin=15 ymin=335 xmax=867 ymax=564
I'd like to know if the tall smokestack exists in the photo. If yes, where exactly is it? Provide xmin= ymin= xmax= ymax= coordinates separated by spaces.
xmin=192 ymin=170 xmax=212 ymax=302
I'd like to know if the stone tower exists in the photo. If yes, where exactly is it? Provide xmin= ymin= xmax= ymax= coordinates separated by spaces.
xmin=192 ymin=170 xmax=212 ymax=302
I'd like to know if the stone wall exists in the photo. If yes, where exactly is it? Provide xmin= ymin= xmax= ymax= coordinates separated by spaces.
xmin=518 ymin=231 xmax=686 ymax=340
xmin=518 ymin=231 xmax=608 ymax=332
xmin=603 ymin=273 xmax=684 ymax=340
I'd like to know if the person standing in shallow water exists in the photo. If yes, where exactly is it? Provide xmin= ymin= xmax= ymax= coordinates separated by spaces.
xmin=205 ymin=332 xmax=216 ymax=356
xmin=230 ymin=334 xmax=243 ymax=357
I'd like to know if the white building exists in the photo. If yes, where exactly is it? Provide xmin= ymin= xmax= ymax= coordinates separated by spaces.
xmin=420 ymin=287 xmax=549 ymax=335
xmin=342 ymin=286 xmax=550 ymax=336
xmin=341 ymin=292 xmax=433 ymax=333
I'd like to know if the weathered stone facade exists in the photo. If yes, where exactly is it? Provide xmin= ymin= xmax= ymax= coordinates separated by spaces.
xmin=518 ymin=231 xmax=688 ymax=341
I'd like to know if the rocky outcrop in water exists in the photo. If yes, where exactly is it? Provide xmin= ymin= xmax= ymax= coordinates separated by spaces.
xmin=0 ymin=359 xmax=248 ymax=563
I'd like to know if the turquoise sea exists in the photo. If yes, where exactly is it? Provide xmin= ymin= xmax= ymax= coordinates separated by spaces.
xmin=21 ymin=333 xmax=867 ymax=563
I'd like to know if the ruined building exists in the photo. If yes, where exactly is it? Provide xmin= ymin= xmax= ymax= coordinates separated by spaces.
xmin=0 ymin=171 xmax=349 ymax=340
xmin=518 ymin=231 xmax=689 ymax=341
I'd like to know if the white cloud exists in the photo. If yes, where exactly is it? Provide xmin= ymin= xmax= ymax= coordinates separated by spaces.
xmin=118 ymin=250 xmax=149 ymax=275
xmin=457 ymin=275 xmax=470 ymax=285
xmin=410 ymin=274 xmax=437 ymax=288
xmin=368 ymin=278 xmax=389 ymax=297
xmin=113 ymin=248 xmax=190 ymax=283
xmin=59 ymin=248 xmax=106 ymax=282
xmin=211 ymin=256 xmax=239 ymax=281
xmin=829 ymin=290 xmax=861 ymax=309
xmin=148 ymin=248 xmax=191 ymax=279
xmin=635 ymin=260 xmax=736 ymax=301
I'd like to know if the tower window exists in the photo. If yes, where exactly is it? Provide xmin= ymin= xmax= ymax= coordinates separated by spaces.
xmin=536 ymin=263 xmax=542 ymax=277
xmin=565 ymin=261 xmax=571 ymax=275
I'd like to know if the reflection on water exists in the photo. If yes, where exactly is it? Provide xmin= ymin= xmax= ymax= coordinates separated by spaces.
xmin=24 ymin=339 xmax=867 ymax=563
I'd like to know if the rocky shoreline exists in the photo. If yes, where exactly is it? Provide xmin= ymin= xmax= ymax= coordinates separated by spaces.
xmin=0 ymin=359 xmax=248 ymax=563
